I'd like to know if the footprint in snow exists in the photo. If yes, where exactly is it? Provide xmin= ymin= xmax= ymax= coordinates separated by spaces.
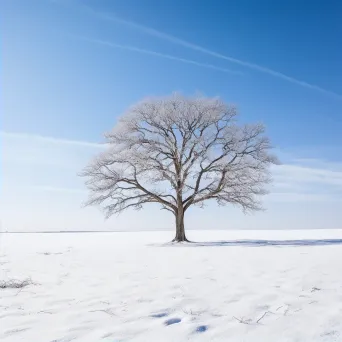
xmin=195 ymin=325 xmax=208 ymax=333
xmin=150 ymin=312 xmax=168 ymax=318
xmin=164 ymin=318 xmax=181 ymax=325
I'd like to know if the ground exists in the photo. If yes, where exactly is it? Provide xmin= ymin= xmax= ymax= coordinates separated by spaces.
xmin=1 ymin=230 xmax=342 ymax=341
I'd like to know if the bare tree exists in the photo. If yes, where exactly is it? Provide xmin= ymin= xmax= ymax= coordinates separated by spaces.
xmin=80 ymin=94 xmax=277 ymax=242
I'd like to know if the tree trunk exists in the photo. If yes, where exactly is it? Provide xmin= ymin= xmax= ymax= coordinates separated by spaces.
xmin=172 ymin=210 xmax=189 ymax=242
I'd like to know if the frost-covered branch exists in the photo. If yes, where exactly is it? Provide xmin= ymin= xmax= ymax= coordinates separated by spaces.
xmin=80 ymin=94 xmax=277 ymax=241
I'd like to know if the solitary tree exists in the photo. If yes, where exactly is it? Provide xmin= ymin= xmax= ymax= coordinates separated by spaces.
xmin=81 ymin=94 xmax=277 ymax=242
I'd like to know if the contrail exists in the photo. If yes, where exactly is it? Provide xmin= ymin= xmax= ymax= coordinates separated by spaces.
xmin=77 ymin=37 xmax=243 ymax=76
xmin=1 ymin=131 xmax=105 ymax=149
xmin=86 ymin=8 xmax=342 ymax=100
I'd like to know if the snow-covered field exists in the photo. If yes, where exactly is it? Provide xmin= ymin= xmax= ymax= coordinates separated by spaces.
xmin=1 ymin=230 xmax=342 ymax=342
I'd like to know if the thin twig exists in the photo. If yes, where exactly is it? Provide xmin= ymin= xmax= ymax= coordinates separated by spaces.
xmin=233 ymin=316 xmax=251 ymax=324
xmin=15 ymin=287 xmax=24 ymax=296
xmin=38 ymin=310 xmax=53 ymax=314
xmin=89 ymin=309 xmax=116 ymax=316
xmin=183 ymin=308 xmax=204 ymax=316
xmin=256 ymin=311 xmax=274 ymax=324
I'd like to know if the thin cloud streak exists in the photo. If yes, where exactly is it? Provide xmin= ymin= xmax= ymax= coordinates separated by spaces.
xmin=77 ymin=37 xmax=243 ymax=76
xmin=1 ymin=131 xmax=105 ymax=149
xmin=273 ymin=164 xmax=342 ymax=187
xmin=266 ymin=192 xmax=342 ymax=203
xmin=87 ymin=9 xmax=342 ymax=100
xmin=28 ymin=185 xmax=87 ymax=194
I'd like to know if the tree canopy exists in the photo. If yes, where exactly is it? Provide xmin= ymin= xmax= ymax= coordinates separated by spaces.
xmin=81 ymin=94 xmax=277 ymax=241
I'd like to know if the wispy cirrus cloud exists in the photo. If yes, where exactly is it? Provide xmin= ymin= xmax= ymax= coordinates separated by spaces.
xmin=78 ymin=6 xmax=342 ymax=100
xmin=267 ymin=192 xmax=342 ymax=203
xmin=27 ymin=185 xmax=87 ymax=194
xmin=1 ymin=131 xmax=105 ymax=149
xmin=272 ymin=164 xmax=342 ymax=188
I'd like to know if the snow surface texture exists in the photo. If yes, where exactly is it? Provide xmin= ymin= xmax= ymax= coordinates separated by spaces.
xmin=1 ymin=230 xmax=342 ymax=342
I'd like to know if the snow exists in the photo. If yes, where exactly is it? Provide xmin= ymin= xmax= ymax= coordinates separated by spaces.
xmin=1 ymin=229 xmax=342 ymax=341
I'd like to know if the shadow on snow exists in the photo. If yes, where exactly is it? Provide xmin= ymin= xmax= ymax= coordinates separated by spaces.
xmin=157 ymin=239 xmax=342 ymax=247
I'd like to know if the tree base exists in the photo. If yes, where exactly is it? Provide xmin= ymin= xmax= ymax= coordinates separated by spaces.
xmin=171 ymin=237 xmax=192 ymax=243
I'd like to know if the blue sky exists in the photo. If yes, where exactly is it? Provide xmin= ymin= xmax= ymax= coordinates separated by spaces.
xmin=1 ymin=0 xmax=342 ymax=231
